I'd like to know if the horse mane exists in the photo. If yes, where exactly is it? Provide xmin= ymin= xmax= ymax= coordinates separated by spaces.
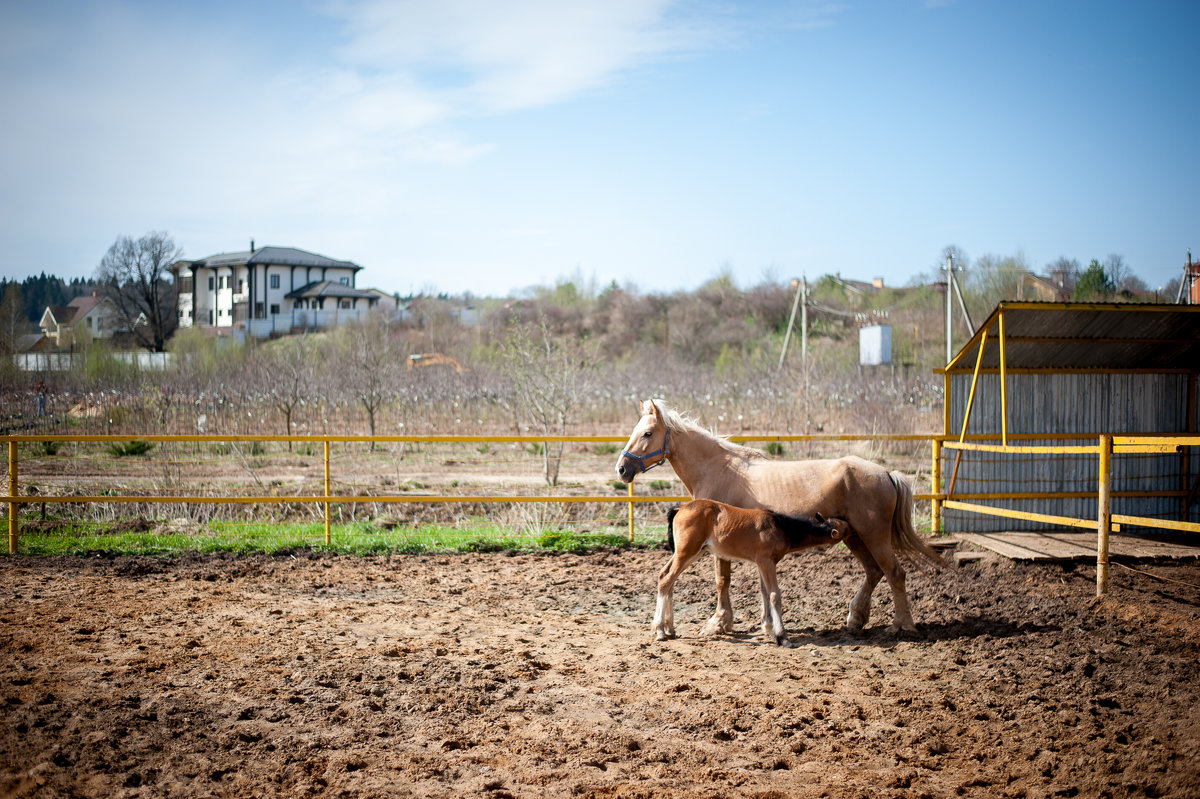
xmin=652 ymin=400 xmax=765 ymax=461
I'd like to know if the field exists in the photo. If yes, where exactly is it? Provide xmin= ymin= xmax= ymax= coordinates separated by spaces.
xmin=2 ymin=544 xmax=1198 ymax=798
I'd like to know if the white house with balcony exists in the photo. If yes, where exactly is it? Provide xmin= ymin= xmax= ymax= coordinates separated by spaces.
xmin=172 ymin=244 xmax=379 ymax=338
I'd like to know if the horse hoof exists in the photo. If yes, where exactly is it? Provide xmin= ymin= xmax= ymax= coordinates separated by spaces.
xmin=775 ymin=636 xmax=794 ymax=648
xmin=887 ymin=623 xmax=919 ymax=635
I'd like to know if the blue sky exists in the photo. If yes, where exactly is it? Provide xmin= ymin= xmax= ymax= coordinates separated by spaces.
xmin=1 ymin=0 xmax=1196 ymax=298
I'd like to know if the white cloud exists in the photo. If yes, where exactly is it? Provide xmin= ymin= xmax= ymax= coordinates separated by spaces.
xmin=325 ymin=0 xmax=712 ymax=114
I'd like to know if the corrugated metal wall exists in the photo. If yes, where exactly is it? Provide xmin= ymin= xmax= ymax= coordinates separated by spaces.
xmin=943 ymin=372 xmax=1197 ymax=532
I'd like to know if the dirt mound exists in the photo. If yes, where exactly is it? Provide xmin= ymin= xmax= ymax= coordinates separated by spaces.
xmin=1 ymin=547 xmax=1197 ymax=797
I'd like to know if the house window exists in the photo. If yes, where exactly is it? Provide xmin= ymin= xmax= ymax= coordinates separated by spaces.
xmin=208 ymin=310 xmax=214 ymax=324
xmin=270 ymin=304 xmax=280 ymax=316
xmin=208 ymin=276 xmax=214 ymax=290
xmin=293 ymin=300 xmax=302 ymax=309
xmin=340 ymin=300 xmax=351 ymax=309
xmin=270 ymin=274 xmax=280 ymax=289
xmin=238 ymin=279 xmax=244 ymax=294
xmin=339 ymin=277 xmax=349 ymax=286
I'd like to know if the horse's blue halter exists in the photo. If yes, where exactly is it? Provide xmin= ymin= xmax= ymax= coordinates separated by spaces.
xmin=621 ymin=426 xmax=670 ymax=474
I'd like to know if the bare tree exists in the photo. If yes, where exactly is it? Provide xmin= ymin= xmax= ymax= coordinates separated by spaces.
xmin=499 ymin=316 xmax=598 ymax=486
xmin=251 ymin=336 xmax=318 ymax=447
xmin=335 ymin=312 xmax=399 ymax=450
xmin=96 ymin=231 xmax=182 ymax=352
xmin=0 ymin=283 xmax=27 ymax=355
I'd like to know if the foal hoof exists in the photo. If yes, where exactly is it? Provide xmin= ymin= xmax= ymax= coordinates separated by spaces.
xmin=654 ymin=630 xmax=676 ymax=641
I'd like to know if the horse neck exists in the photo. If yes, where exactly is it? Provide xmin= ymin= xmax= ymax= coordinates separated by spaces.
xmin=666 ymin=424 xmax=742 ymax=496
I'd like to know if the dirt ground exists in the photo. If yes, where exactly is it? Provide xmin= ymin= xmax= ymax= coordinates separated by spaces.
xmin=1 ymin=545 xmax=1198 ymax=799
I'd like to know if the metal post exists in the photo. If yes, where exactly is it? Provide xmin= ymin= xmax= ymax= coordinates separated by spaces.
xmin=998 ymin=310 xmax=1009 ymax=447
xmin=1097 ymin=434 xmax=1112 ymax=596
xmin=8 ymin=441 xmax=17 ymax=555
xmin=800 ymin=276 xmax=808 ymax=366
xmin=323 ymin=440 xmax=332 ymax=547
xmin=931 ymin=438 xmax=942 ymax=535
xmin=945 ymin=255 xmax=954 ymax=365
xmin=627 ymin=482 xmax=635 ymax=543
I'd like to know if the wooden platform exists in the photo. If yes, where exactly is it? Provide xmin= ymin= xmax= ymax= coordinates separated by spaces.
xmin=955 ymin=531 xmax=1200 ymax=561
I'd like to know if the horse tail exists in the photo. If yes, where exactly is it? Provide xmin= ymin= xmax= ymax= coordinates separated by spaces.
xmin=888 ymin=471 xmax=949 ymax=569
xmin=666 ymin=506 xmax=679 ymax=553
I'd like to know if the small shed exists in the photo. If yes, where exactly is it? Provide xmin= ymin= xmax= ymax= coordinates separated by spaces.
xmin=935 ymin=302 xmax=1200 ymax=536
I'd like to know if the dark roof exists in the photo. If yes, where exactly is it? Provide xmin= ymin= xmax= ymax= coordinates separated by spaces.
xmin=942 ymin=302 xmax=1200 ymax=373
xmin=187 ymin=246 xmax=362 ymax=271
xmin=285 ymin=280 xmax=377 ymax=301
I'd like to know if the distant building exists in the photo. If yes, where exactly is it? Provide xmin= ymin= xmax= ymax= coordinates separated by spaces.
xmin=38 ymin=294 xmax=127 ymax=349
xmin=171 ymin=244 xmax=379 ymax=339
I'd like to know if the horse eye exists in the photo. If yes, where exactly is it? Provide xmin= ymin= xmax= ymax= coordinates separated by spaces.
xmin=642 ymin=431 xmax=651 ymax=438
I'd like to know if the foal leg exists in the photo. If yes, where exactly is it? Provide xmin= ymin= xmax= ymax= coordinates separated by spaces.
xmin=699 ymin=555 xmax=735 ymax=637
xmin=654 ymin=546 xmax=705 ymax=641
xmin=756 ymin=558 xmax=791 ymax=647
xmin=842 ymin=536 xmax=884 ymax=632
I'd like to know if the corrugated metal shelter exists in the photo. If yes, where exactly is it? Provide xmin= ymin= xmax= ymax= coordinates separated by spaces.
xmin=937 ymin=302 xmax=1200 ymax=533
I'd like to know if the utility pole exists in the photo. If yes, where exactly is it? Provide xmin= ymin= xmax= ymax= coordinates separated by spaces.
xmin=801 ymin=272 xmax=811 ymax=362
xmin=779 ymin=276 xmax=807 ymax=369
xmin=944 ymin=255 xmax=954 ymax=364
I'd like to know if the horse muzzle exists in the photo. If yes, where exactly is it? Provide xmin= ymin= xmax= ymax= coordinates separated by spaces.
xmin=615 ymin=457 xmax=637 ymax=482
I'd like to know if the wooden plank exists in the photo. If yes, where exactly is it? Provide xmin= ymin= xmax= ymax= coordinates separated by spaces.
xmin=956 ymin=532 xmax=1200 ymax=561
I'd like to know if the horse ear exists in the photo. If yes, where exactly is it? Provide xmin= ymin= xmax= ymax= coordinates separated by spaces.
xmin=814 ymin=512 xmax=826 ymax=524
xmin=645 ymin=400 xmax=660 ymax=419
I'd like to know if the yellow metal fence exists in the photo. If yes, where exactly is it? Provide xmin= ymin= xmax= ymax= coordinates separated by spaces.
xmin=4 ymin=432 xmax=929 ymax=553
xmin=5 ymin=432 xmax=1197 ymax=596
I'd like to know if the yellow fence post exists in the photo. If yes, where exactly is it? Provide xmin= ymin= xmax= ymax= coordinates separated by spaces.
xmin=8 ymin=441 xmax=17 ymax=555
xmin=627 ymin=482 xmax=635 ymax=543
xmin=1097 ymin=434 xmax=1112 ymax=596
xmin=323 ymin=440 xmax=332 ymax=547
xmin=931 ymin=438 xmax=942 ymax=535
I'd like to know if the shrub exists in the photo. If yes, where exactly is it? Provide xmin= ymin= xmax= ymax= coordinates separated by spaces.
xmin=764 ymin=441 xmax=785 ymax=457
xmin=108 ymin=440 xmax=154 ymax=457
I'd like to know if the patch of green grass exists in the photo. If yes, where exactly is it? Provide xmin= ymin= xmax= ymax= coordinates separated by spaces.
xmin=764 ymin=441 xmax=785 ymax=457
xmin=593 ymin=443 xmax=621 ymax=455
xmin=610 ymin=480 xmax=628 ymax=491
xmin=649 ymin=480 xmax=672 ymax=491
xmin=4 ymin=516 xmax=648 ymax=557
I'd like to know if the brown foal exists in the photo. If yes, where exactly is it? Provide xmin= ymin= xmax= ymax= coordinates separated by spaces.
xmin=654 ymin=499 xmax=850 ymax=646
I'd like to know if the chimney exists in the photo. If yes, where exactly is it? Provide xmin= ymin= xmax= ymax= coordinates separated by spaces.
xmin=250 ymin=239 xmax=256 ymax=253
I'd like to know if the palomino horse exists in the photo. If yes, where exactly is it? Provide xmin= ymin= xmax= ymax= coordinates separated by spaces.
xmin=617 ymin=400 xmax=946 ymax=634
xmin=656 ymin=499 xmax=850 ymax=646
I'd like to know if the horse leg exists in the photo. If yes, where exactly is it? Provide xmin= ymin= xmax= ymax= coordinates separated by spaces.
xmin=757 ymin=558 xmax=791 ymax=647
xmin=858 ymin=536 xmax=917 ymax=633
xmin=842 ymin=536 xmax=884 ymax=632
xmin=699 ymin=555 xmax=735 ymax=637
xmin=654 ymin=546 xmax=705 ymax=641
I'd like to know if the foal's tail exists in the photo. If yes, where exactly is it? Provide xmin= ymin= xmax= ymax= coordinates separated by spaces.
xmin=665 ymin=506 xmax=679 ymax=553
xmin=889 ymin=471 xmax=950 ymax=569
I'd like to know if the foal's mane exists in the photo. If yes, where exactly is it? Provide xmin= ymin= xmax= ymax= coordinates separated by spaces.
xmin=652 ymin=400 xmax=765 ymax=461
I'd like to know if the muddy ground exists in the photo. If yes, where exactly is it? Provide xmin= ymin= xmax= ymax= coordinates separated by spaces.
xmin=1 ymin=545 xmax=1198 ymax=798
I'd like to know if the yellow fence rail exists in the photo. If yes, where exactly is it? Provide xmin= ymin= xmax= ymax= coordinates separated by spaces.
xmin=6 ymin=432 xmax=1197 ymax=594
xmin=933 ymin=434 xmax=1200 ymax=596
xmin=3 ymin=432 xmax=933 ymax=555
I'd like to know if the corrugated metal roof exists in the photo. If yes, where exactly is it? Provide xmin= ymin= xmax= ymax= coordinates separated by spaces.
xmin=943 ymin=302 xmax=1200 ymax=372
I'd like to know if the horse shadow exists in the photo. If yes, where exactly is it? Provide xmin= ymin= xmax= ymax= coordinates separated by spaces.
xmin=716 ymin=615 xmax=1060 ymax=649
